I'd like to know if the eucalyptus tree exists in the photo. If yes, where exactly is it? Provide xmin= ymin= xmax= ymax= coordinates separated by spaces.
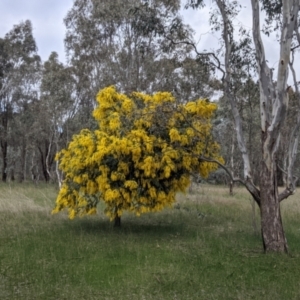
xmin=211 ymin=25 xmax=261 ymax=189
xmin=32 ymin=52 xmax=78 ymax=183
xmin=216 ymin=78 xmax=261 ymax=189
xmin=64 ymin=0 xmax=213 ymax=126
xmin=186 ymin=0 xmax=300 ymax=253
xmin=0 ymin=20 xmax=40 ymax=182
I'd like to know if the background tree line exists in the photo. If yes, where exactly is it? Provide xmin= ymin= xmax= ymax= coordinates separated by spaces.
xmin=0 ymin=0 xmax=215 ymax=184
xmin=0 ymin=0 xmax=300 ymax=192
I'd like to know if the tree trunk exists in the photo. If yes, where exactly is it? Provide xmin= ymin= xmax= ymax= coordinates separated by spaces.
xmin=229 ymin=180 xmax=233 ymax=196
xmin=10 ymin=168 xmax=15 ymax=181
xmin=18 ymin=142 xmax=27 ymax=183
xmin=260 ymin=159 xmax=288 ymax=253
xmin=38 ymin=145 xmax=50 ymax=182
xmin=114 ymin=214 xmax=121 ymax=227
xmin=1 ymin=141 xmax=8 ymax=182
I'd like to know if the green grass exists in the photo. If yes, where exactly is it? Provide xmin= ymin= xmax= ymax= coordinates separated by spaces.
xmin=1 ymin=182 xmax=300 ymax=299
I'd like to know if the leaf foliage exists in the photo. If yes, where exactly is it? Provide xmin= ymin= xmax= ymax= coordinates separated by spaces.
xmin=53 ymin=87 xmax=223 ymax=220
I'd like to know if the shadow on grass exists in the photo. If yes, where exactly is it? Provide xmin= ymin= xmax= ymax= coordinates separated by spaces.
xmin=66 ymin=213 xmax=187 ymax=238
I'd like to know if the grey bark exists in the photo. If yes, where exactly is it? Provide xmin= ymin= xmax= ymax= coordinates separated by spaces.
xmin=211 ymin=0 xmax=300 ymax=252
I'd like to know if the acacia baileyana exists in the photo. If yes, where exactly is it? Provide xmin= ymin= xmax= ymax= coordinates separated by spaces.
xmin=53 ymin=86 xmax=223 ymax=221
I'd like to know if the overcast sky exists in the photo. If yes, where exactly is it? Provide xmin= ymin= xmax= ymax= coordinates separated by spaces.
xmin=0 ymin=0 xmax=281 ymax=74
xmin=0 ymin=0 xmax=73 ymax=62
xmin=0 ymin=0 xmax=226 ymax=62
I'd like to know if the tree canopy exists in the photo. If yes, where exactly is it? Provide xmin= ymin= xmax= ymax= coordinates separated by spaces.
xmin=53 ymin=86 xmax=222 ymax=222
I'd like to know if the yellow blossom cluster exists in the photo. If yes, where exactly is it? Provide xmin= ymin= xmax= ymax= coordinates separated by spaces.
xmin=53 ymin=86 xmax=223 ymax=221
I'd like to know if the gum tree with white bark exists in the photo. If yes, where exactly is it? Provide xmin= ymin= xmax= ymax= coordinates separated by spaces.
xmin=186 ymin=0 xmax=300 ymax=253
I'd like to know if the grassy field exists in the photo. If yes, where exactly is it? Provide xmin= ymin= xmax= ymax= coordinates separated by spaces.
xmin=1 ymin=182 xmax=300 ymax=299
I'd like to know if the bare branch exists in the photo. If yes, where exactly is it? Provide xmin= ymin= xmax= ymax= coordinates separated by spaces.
xmin=165 ymin=35 xmax=225 ymax=79
xmin=200 ymin=155 xmax=261 ymax=205
xmin=279 ymin=187 xmax=297 ymax=202
xmin=199 ymin=156 xmax=244 ymax=184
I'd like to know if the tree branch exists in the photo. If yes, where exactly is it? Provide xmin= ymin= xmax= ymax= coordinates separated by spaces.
xmin=165 ymin=35 xmax=225 ymax=79
xmin=199 ymin=156 xmax=244 ymax=184
xmin=200 ymin=155 xmax=261 ymax=205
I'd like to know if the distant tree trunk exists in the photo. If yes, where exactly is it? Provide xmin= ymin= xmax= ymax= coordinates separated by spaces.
xmin=30 ymin=149 xmax=39 ymax=185
xmin=18 ymin=144 xmax=27 ymax=183
xmin=229 ymin=129 xmax=235 ymax=196
xmin=1 ymin=140 xmax=8 ymax=182
xmin=10 ymin=165 xmax=15 ymax=181
xmin=229 ymin=181 xmax=233 ymax=196
xmin=10 ymin=151 xmax=17 ymax=182
xmin=38 ymin=142 xmax=53 ymax=182
xmin=40 ymin=151 xmax=49 ymax=182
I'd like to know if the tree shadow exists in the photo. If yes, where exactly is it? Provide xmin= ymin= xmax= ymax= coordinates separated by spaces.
xmin=67 ymin=214 xmax=186 ymax=238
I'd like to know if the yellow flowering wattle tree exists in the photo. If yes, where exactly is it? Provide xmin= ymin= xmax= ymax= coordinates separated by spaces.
xmin=52 ymin=86 xmax=223 ymax=225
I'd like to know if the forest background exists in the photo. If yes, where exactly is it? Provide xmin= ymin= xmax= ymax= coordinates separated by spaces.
xmin=2 ymin=0 xmax=297 ymax=187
